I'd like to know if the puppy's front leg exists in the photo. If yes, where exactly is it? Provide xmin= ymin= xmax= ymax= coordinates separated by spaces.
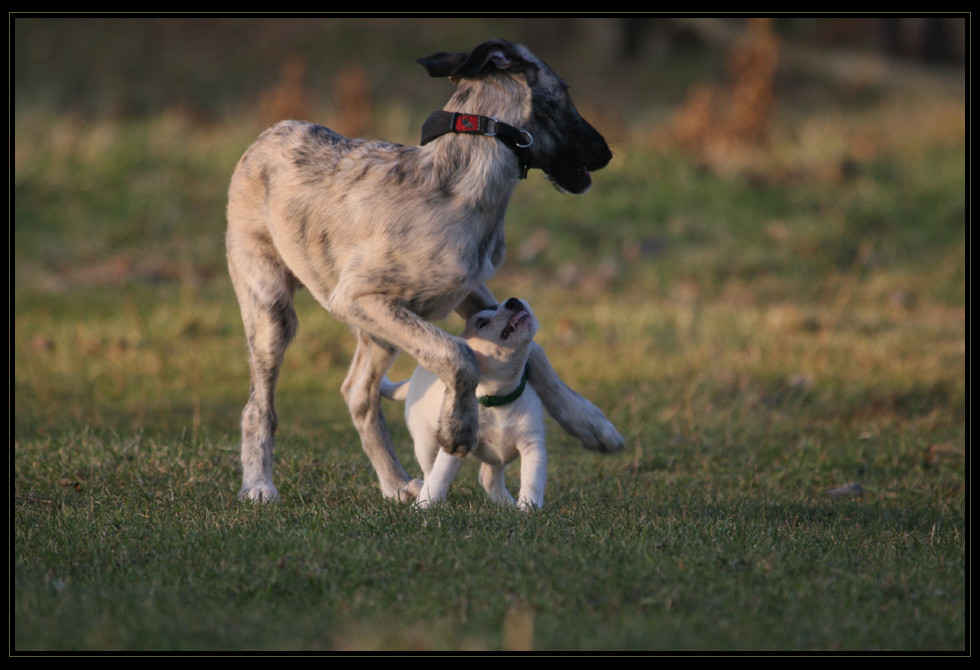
xmin=516 ymin=442 xmax=547 ymax=510
xmin=417 ymin=450 xmax=466 ymax=509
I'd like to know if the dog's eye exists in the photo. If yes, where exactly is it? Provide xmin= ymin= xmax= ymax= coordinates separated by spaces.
xmin=474 ymin=318 xmax=490 ymax=329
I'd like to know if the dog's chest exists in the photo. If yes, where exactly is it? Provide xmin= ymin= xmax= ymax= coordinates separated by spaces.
xmin=392 ymin=224 xmax=505 ymax=319
xmin=470 ymin=221 xmax=506 ymax=284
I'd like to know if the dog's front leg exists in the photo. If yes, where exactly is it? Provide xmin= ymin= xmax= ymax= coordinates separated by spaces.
xmin=332 ymin=292 xmax=481 ymax=457
xmin=527 ymin=343 xmax=625 ymax=453
xmin=454 ymin=284 xmax=499 ymax=319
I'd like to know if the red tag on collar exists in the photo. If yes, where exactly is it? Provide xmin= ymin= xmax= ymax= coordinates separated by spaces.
xmin=453 ymin=114 xmax=481 ymax=133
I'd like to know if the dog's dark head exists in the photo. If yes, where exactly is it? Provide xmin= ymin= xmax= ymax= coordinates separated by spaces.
xmin=418 ymin=39 xmax=612 ymax=194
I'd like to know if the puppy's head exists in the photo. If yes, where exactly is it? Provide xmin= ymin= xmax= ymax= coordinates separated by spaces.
xmin=461 ymin=297 xmax=538 ymax=378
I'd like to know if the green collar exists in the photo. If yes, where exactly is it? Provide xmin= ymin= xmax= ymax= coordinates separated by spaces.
xmin=477 ymin=364 xmax=529 ymax=408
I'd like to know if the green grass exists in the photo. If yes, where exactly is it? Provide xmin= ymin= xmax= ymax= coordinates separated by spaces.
xmin=13 ymin=21 xmax=965 ymax=653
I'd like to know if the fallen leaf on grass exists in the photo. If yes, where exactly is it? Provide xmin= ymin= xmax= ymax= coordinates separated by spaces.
xmin=827 ymin=481 xmax=864 ymax=498
xmin=923 ymin=442 xmax=963 ymax=465
xmin=59 ymin=478 xmax=83 ymax=492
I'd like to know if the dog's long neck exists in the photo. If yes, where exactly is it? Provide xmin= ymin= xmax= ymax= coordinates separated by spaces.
xmin=446 ymin=73 xmax=532 ymax=128
xmin=422 ymin=74 xmax=532 ymax=213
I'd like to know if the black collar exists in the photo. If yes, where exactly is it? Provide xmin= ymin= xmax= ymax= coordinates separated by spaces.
xmin=420 ymin=111 xmax=533 ymax=179
xmin=476 ymin=364 xmax=529 ymax=408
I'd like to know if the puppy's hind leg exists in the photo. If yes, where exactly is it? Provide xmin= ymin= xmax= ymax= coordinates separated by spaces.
xmin=341 ymin=329 xmax=423 ymax=501
xmin=479 ymin=463 xmax=516 ymax=507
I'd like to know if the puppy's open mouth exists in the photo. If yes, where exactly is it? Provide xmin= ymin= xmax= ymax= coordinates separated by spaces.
xmin=500 ymin=310 xmax=530 ymax=340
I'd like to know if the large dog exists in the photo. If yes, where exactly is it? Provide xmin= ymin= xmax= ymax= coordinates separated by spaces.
xmin=226 ymin=39 xmax=623 ymax=503
xmin=382 ymin=298 xmax=546 ymax=510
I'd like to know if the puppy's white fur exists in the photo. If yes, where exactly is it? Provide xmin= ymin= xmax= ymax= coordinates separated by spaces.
xmin=382 ymin=298 xmax=546 ymax=510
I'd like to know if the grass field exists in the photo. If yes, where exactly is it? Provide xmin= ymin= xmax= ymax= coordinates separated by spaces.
xmin=13 ymin=18 xmax=965 ymax=653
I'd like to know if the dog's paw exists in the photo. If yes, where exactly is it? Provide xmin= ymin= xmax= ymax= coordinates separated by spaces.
xmin=239 ymin=482 xmax=280 ymax=503
xmin=585 ymin=419 xmax=626 ymax=454
xmin=380 ymin=478 xmax=425 ymax=502
xmin=438 ymin=434 xmax=476 ymax=457
xmin=399 ymin=478 xmax=425 ymax=502
xmin=562 ymin=406 xmax=625 ymax=454
xmin=437 ymin=397 xmax=479 ymax=456
xmin=531 ymin=361 xmax=625 ymax=454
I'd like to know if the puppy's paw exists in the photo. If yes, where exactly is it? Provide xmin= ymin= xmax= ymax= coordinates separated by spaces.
xmin=414 ymin=485 xmax=444 ymax=510
xmin=517 ymin=497 xmax=543 ymax=512
xmin=239 ymin=482 xmax=280 ymax=503
xmin=486 ymin=489 xmax=517 ymax=507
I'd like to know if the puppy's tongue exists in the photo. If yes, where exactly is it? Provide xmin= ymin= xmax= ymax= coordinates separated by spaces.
xmin=501 ymin=311 xmax=529 ymax=340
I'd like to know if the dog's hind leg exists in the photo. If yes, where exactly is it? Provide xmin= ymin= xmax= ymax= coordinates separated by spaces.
xmin=228 ymin=238 xmax=299 ymax=503
xmin=341 ymin=329 xmax=423 ymax=501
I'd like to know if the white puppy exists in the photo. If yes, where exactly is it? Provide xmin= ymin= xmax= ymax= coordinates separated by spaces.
xmin=381 ymin=298 xmax=546 ymax=510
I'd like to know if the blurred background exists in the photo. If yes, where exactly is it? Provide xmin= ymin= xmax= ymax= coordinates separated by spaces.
xmin=13 ymin=16 xmax=966 ymax=439
xmin=13 ymin=15 xmax=967 ymax=288
xmin=13 ymin=16 xmax=966 ymax=133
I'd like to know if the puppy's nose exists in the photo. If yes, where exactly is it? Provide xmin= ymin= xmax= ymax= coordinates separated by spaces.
xmin=504 ymin=297 xmax=523 ymax=311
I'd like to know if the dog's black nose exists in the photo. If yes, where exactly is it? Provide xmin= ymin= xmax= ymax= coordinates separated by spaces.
xmin=504 ymin=297 xmax=523 ymax=311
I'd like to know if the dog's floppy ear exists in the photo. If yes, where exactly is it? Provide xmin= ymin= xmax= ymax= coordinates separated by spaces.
xmin=417 ymin=39 xmax=520 ymax=78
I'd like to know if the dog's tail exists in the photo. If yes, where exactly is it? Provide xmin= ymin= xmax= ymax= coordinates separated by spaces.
xmin=379 ymin=376 xmax=409 ymax=402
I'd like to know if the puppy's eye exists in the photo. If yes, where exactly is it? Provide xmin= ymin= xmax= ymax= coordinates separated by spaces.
xmin=474 ymin=318 xmax=490 ymax=329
